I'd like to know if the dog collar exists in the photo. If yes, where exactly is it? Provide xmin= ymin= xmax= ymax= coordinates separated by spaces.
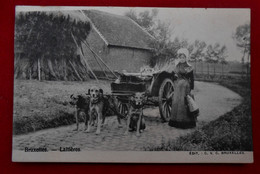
xmin=91 ymin=97 xmax=100 ymax=104
xmin=130 ymin=101 xmax=143 ymax=109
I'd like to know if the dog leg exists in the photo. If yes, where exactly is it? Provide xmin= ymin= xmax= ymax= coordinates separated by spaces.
xmin=96 ymin=111 xmax=102 ymax=135
xmin=140 ymin=117 xmax=145 ymax=133
xmin=124 ymin=112 xmax=131 ymax=135
xmin=101 ymin=116 xmax=106 ymax=127
xmin=136 ymin=113 xmax=142 ymax=137
xmin=94 ymin=118 xmax=97 ymax=127
xmin=85 ymin=111 xmax=92 ymax=133
xmin=117 ymin=117 xmax=123 ymax=128
xmin=85 ymin=121 xmax=91 ymax=133
xmin=93 ymin=119 xmax=96 ymax=127
xmin=73 ymin=109 xmax=79 ymax=131
xmin=84 ymin=112 xmax=88 ymax=131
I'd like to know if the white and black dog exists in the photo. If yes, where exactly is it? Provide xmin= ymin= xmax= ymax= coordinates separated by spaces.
xmin=86 ymin=86 xmax=105 ymax=135
xmin=125 ymin=92 xmax=146 ymax=136
xmin=86 ymin=86 xmax=124 ymax=135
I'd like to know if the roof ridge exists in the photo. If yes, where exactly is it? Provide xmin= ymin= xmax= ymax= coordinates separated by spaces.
xmin=128 ymin=18 xmax=156 ymax=41
xmin=85 ymin=9 xmax=130 ymax=20
xmin=108 ymin=43 xmax=153 ymax=50
xmin=80 ymin=10 xmax=109 ymax=46
xmin=81 ymin=9 xmax=155 ymax=50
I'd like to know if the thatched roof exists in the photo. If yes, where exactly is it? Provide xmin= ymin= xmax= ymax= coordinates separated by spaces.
xmin=16 ymin=10 xmax=90 ymax=23
xmin=83 ymin=10 xmax=155 ymax=50
xmin=14 ymin=10 xmax=92 ymax=81
xmin=15 ymin=10 xmax=91 ymax=53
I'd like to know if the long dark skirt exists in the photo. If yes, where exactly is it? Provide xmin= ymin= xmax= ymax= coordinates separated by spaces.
xmin=168 ymin=79 xmax=196 ymax=129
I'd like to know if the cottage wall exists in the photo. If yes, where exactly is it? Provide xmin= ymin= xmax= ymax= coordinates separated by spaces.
xmin=106 ymin=47 xmax=151 ymax=72
xmin=80 ymin=28 xmax=152 ymax=73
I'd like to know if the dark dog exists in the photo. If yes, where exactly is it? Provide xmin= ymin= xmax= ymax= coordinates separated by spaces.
xmin=69 ymin=94 xmax=90 ymax=131
xmin=125 ymin=92 xmax=146 ymax=136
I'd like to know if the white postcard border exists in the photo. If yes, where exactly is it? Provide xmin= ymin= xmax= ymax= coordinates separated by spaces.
xmin=12 ymin=150 xmax=253 ymax=163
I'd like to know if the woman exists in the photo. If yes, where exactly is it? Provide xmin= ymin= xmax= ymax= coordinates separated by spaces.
xmin=168 ymin=48 xmax=196 ymax=129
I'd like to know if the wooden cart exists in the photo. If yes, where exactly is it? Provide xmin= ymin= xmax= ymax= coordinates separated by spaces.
xmin=111 ymin=69 xmax=176 ymax=122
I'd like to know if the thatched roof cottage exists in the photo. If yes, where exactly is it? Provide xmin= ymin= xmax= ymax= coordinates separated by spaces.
xmin=14 ymin=10 xmax=155 ymax=81
xmin=80 ymin=10 xmax=155 ymax=73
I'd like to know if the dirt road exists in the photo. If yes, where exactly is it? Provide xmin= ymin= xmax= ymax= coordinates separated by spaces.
xmin=13 ymin=81 xmax=242 ymax=151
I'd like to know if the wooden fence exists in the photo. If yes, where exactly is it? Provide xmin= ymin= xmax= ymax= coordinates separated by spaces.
xmin=189 ymin=61 xmax=249 ymax=76
xmin=188 ymin=61 xmax=250 ymax=81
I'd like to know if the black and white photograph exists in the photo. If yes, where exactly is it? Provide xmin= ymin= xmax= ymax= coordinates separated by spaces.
xmin=12 ymin=6 xmax=252 ymax=163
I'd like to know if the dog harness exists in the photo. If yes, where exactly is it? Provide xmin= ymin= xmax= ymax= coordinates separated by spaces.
xmin=91 ymin=97 xmax=102 ymax=105
xmin=129 ymin=100 xmax=144 ymax=110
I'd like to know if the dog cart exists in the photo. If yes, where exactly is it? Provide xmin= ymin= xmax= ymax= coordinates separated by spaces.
xmin=111 ymin=68 xmax=177 ymax=122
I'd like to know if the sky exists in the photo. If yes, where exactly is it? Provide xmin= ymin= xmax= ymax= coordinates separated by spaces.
xmin=17 ymin=6 xmax=250 ymax=62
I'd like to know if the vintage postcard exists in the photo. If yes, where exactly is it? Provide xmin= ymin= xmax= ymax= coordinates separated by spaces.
xmin=12 ymin=6 xmax=253 ymax=163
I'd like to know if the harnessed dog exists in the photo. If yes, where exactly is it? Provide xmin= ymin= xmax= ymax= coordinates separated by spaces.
xmin=69 ymin=94 xmax=90 ymax=131
xmin=124 ymin=92 xmax=146 ymax=137
xmin=86 ymin=86 xmax=124 ymax=135
xmin=70 ymin=89 xmax=125 ymax=134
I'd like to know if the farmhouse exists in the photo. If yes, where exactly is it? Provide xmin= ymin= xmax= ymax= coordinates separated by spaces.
xmin=80 ymin=10 xmax=155 ymax=73
xmin=14 ymin=10 xmax=155 ymax=81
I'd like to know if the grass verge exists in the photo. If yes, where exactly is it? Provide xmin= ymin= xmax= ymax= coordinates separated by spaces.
xmin=13 ymin=79 xmax=111 ymax=135
xmin=144 ymin=78 xmax=253 ymax=151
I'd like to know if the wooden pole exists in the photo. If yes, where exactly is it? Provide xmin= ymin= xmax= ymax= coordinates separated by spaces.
xmin=37 ymin=57 xmax=41 ymax=81
xmin=71 ymin=32 xmax=99 ymax=81
xmin=64 ymin=59 xmax=67 ymax=81
xmin=29 ymin=68 xmax=32 ymax=80
xmin=79 ymin=9 xmax=116 ymax=79
xmin=81 ymin=40 xmax=118 ymax=79
xmin=82 ymin=45 xmax=110 ymax=79
xmin=79 ymin=44 xmax=99 ymax=81
xmin=47 ymin=59 xmax=58 ymax=80
xmin=69 ymin=60 xmax=83 ymax=81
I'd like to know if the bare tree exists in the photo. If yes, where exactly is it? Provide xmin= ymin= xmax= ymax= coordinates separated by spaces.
xmin=218 ymin=45 xmax=228 ymax=77
xmin=125 ymin=9 xmax=158 ymax=36
xmin=232 ymin=23 xmax=250 ymax=76
xmin=205 ymin=44 xmax=214 ymax=78
xmin=125 ymin=9 xmax=184 ymax=67
xmin=190 ymin=40 xmax=207 ymax=74
xmin=125 ymin=9 xmax=199 ymax=68
xmin=205 ymin=43 xmax=228 ymax=79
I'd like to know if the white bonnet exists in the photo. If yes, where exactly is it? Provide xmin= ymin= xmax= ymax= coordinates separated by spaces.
xmin=177 ymin=48 xmax=189 ymax=58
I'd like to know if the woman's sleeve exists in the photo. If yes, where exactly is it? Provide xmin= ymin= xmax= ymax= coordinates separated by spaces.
xmin=189 ymin=70 xmax=194 ymax=90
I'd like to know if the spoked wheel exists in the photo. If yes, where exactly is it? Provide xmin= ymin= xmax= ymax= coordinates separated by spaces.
xmin=117 ymin=98 xmax=129 ymax=119
xmin=159 ymin=78 xmax=174 ymax=122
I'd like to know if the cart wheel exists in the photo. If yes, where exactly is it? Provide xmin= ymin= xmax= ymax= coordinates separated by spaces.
xmin=117 ymin=101 xmax=129 ymax=118
xmin=159 ymin=78 xmax=174 ymax=122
